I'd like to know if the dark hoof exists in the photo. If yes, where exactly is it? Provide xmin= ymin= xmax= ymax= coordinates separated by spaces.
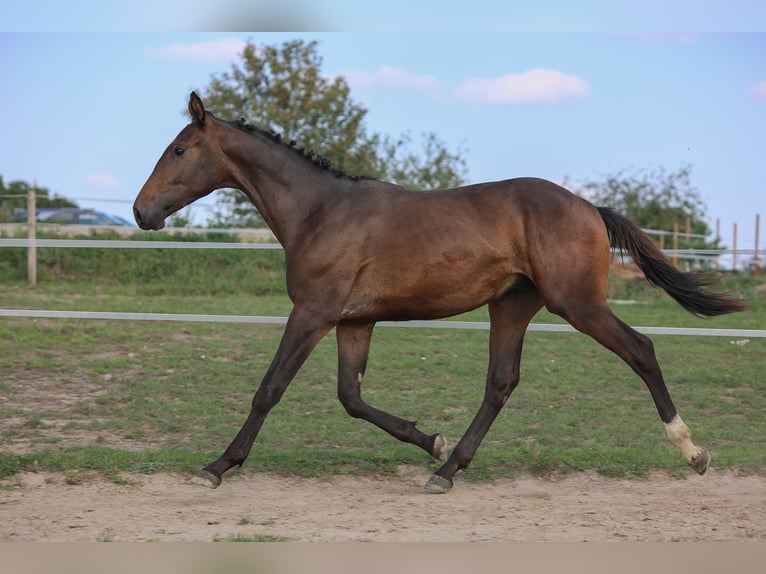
xmin=190 ymin=469 xmax=222 ymax=489
xmin=432 ymin=434 xmax=449 ymax=462
xmin=690 ymin=448 xmax=710 ymax=475
xmin=424 ymin=473 xmax=453 ymax=494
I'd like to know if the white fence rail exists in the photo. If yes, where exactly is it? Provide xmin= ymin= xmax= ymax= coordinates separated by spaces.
xmin=0 ymin=237 xmax=759 ymax=255
xmin=0 ymin=238 xmax=282 ymax=250
xmin=0 ymin=308 xmax=763 ymax=338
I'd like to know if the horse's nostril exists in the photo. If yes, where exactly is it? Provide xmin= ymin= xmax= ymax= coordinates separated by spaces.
xmin=133 ymin=206 xmax=143 ymax=227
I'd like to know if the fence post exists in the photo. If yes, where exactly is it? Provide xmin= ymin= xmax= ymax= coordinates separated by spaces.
xmin=27 ymin=187 xmax=36 ymax=286
xmin=733 ymin=223 xmax=738 ymax=272
xmin=715 ymin=218 xmax=720 ymax=270
xmin=753 ymin=213 xmax=761 ymax=277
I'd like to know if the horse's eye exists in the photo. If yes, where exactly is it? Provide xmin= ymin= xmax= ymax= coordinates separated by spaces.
xmin=173 ymin=146 xmax=185 ymax=157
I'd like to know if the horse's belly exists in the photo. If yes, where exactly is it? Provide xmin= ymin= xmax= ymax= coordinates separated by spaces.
xmin=340 ymin=260 xmax=515 ymax=321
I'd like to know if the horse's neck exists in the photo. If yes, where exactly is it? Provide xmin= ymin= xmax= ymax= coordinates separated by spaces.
xmin=222 ymin=130 xmax=334 ymax=248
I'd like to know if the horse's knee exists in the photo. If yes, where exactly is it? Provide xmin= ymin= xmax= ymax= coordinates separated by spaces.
xmin=252 ymin=383 xmax=282 ymax=412
xmin=487 ymin=371 xmax=520 ymax=409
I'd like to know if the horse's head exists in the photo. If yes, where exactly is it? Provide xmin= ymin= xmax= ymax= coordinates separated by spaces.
xmin=133 ymin=92 xmax=232 ymax=230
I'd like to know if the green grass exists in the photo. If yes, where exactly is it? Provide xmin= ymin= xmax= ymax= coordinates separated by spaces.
xmin=0 ymin=245 xmax=764 ymax=484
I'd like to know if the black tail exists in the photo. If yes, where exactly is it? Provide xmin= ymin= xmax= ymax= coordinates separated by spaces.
xmin=597 ymin=207 xmax=746 ymax=317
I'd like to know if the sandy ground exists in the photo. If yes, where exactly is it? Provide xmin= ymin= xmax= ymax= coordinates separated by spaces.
xmin=1 ymin=467 xmax=764 ymax=542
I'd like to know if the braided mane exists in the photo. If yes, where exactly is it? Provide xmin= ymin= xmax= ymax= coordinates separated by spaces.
xmin=233 ymin=117 xmax=366 ymax=181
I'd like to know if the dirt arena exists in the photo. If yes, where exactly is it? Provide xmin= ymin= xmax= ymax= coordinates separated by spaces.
xmin=1 ymin=467 xmax=764 ymax=542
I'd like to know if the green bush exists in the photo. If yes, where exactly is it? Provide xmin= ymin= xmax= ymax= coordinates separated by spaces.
xmin=0 ymin=230 xmax=286 ymax=296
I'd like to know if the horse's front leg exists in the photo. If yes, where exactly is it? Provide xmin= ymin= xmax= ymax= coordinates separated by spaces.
xmin=336 ymin=321 xmax=448 ymax=460
xmin=191 ymin=308 xmax=333 ymax=488
xmin=425 ymin=290 xmax=542 ymax=493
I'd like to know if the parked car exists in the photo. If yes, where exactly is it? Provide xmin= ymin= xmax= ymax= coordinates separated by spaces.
xmin=9 ymin=208 xmax=134 ymax=226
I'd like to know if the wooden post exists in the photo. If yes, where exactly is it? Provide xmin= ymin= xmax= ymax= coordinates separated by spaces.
xmin=27 ymin=187 xmax=37 ymax=286
xmin=753 ymin=213 xmax=761 ymax=277
xmin=733 ymin=222 xmax=738 ymax=272
xmin=672 ymin=222 xmax=679 ymax=268
xmin=715 ymin=218 xmax=720 ymax=269
xmin=685 ymin=216 xmax=691 ymax=246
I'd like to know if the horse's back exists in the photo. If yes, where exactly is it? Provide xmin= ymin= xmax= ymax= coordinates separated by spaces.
xmin=332 ymin=176 xmax=611 ymax=321
xmin=345 ymin=175 xmax=608 ymax=274
xmin=438 ymin=176 xmax=608 ymax=256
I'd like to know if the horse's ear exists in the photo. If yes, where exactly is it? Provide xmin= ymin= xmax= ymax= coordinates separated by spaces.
xmin=189 ymin=91 xmax=206 ymax=126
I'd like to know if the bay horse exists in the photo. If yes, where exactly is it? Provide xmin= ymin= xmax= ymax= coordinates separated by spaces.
xmin=133 ymin=92 xmax=744 ymax=492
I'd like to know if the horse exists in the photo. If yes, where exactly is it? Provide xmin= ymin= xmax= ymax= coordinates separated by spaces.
xmin=133 ymin=92 xmax=745 ymax=493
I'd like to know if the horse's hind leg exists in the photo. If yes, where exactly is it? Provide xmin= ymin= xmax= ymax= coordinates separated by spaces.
xmin=336 ymin=322 xmax=448 ymax=460
xmin=425 ymin=288 xmax=543 ymax=493
xmin=554 ymin=300 xmax=710 ymax=475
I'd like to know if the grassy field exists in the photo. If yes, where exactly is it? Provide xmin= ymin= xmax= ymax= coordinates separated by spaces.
xmin=0 ymin=243 xmax=764 ymax=483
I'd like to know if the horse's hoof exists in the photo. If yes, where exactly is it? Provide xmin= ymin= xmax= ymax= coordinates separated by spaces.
xmin=190 ymin=469 xmax=222 ymax=489
xmin=424 ymin=473 xmax=453 ymax=494
xmin=690 ymin=448 xmax=710 ymax=475
xmin=432 ymin=434 xmax=449 ymax=462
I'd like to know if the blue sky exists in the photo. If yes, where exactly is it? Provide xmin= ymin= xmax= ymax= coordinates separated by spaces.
xmin=1 ymin=5 xmax=765 ymax=254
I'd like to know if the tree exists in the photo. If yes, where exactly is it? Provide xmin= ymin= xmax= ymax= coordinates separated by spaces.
xmin=574 ymin=164 xmax=722 ymax=268
xmin=0 ymin=176 xmax=77 ymax=222
xmin=374 ymin=132 xmax=468 ymax=191
xmin=200 ymin=39 xmax=467 ymax=228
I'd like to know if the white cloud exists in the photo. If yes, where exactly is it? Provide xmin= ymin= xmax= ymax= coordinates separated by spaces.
xmin=342 ymin=66 xmax=440 ymax=95
xmin=144 ymin=38 xmax=247 ymax=63
xmin=454 ymin=69 xmax=590 ymax=105
xmin=749 ymin=81 xmax=766 ymax=101
xmin=85 ymin=172 xmax=119 ymax=189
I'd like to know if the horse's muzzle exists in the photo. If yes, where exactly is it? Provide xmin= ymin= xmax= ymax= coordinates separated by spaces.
xmin=133 ymin=204 xmax=166 ymax=230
